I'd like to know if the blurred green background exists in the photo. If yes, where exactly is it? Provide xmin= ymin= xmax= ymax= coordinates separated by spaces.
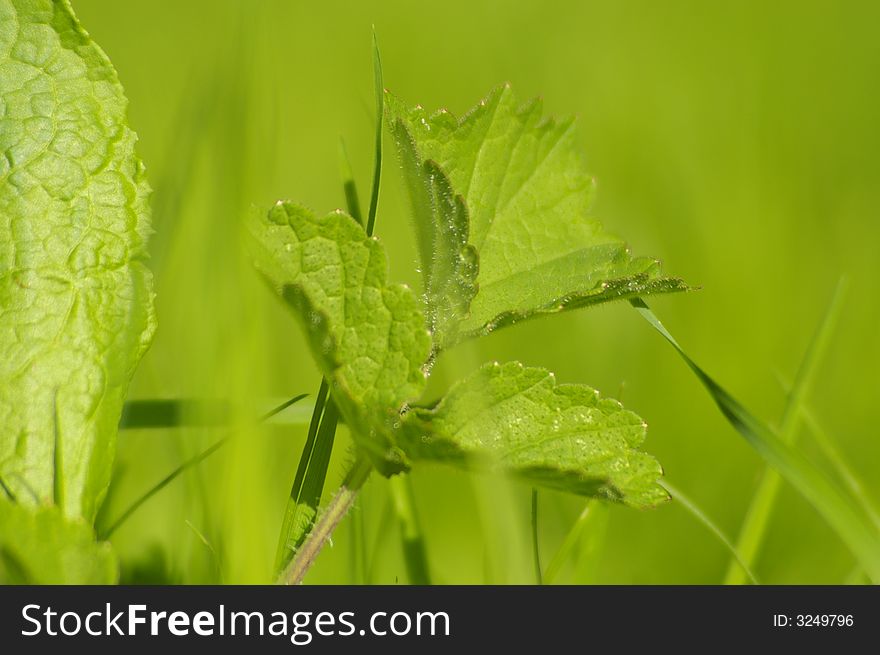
xmin=76 ymin=0 xmax=879 ymax=584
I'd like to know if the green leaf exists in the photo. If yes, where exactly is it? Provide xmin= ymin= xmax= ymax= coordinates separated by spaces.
xmin=250 ymin=209 xmax=666 ymax=508
xmin=0 ymin=0 xmax=156 ymax=520
xmin=247 ymin=202 xmax=431 ymax=473
xmin=387 ymin=85 xmax=686 ymax=348
xmin=400 ymin=361 xmax=667 ymax=508
xmin=0 ymin=498 xmax=117 ymax=583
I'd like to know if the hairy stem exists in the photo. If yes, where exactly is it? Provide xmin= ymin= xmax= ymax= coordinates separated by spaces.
xmin=276 ymin=34 xmax=385 ymax=584
xmin=274 ymin=380 xmax=332 ymax=571
xmin=278 ymin=457 xmax=372 ymax=585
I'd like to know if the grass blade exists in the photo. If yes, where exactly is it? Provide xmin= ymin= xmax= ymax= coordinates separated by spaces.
xmin=288 ymin=381 xmax=330 ymax=522
xmin=103 ymin=394 xmax=307 ymax=539
xmin=120 ymin=397 xmax=313 ymax=429
xmin=543 ymin=501 xmax=605 ymax=584
xmin=278 ymin=456 xmax=372 ymax=585
xmin=185 ymin=519 xmax=224 ymax=583
xmin=345 ymin=58 xmax=431 ymax=584
xmin=389 ymin=474 xmax=431 ymax=584
xmin=348 ymin=486 xmax=370 ymax=584
xmin=276 ymin=398 xmax=340 ymax=571
xmin=779 ymin=386 xmax=880 ymax=531
xmin=803 ymin=409 xmax=880 ymax=530
xmin=724 ymin=280 xmax=845 ymax=584
xmin=120 ymin=399 xmax=230 ymax=429
xmin=531 ymin=488 xmax=542 ymax=584
xmin=662 ymin=481 xmax=758 ymax=584
xmin=338 ymin=137 xmax=364 ymax=226
xmin=631 ymin=298 xmax=880 ymax=583
xmin=274 ymin=37 xmax=386 ymax=574
xmin=365 ymin=30 xmax=383 ymax=237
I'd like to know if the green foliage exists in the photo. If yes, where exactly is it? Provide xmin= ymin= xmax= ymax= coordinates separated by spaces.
xmin=43 ymin=0 xmax=875 ymax=586
xmin=386 ymin=85 xmax=686 ymax=349
xmin=247 ymin=202 xmax=432 ymax=474
xmin=401 ymin=362 xmax=666 ymax=508
xmin=0 ymin=498 xmax=117 ymax=583
xmin=0 ymin=0 xmax=155 ymax=521
xmin=249 ymin=87 xmax=677 ymax=510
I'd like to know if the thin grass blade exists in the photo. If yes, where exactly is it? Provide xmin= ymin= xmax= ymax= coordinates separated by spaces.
xmin=661 ymin=481 xmax=758 ymax=584
xmin=389 ymin=474 xmax=431 ymax=584
xmin=273 ymin=36 xmax=385 ymax=573
xmin=102 ymin=395 xmax=307 ymax=539
xmin=631 ymin=298 xmax=880 ymax=583
xmin=366 ymin=30 xmax=383 ymax=237
xmin=724 ymin=280 xmax=845 ymax=584
xmin=787 ymin=392 xmax=880 ymax=531
xmin=338 ymin=137 xmax=364 ymax=227
xmin=543 ymin=501 xmax=605 ymax=584
xmin=531 ymin=488 xmax=542 ymax=584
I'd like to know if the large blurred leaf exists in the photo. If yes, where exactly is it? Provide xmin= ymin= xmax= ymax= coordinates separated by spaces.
xmin=387 ymin=85 xmax=685 ymax=348
xmin=0 ymin=498 xmax=117 ymax=584
xmin=247 ymin=202 xmax=432 ymax=474
xmin=0 ymin=0 xmax=156 ymax=520
xmin=401 ymin=362 xmax=667 ymax=508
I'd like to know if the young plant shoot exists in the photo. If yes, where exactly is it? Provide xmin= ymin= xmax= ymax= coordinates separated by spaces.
xmin=248 ymin=81 xmax=687 ymax=583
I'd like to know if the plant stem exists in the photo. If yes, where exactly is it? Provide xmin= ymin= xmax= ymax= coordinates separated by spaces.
xmin=389 ymin=474 xmax=431 ymax=584
xmin=531 ymin=488 xmax=542 ymax=584
xmin=274 ymin=380 xmax=332 ymax=570
xmin=278 ymin=456 xmax=372 ymax=585
xmin=276 ymin=34 xmax=386 ymax=584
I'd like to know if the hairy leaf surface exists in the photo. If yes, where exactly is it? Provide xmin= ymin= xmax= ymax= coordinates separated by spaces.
xmin=0 ymin=498 xmax=117 ymax=583
xmin=387 ymin=85 xmax=686 ymax=347
xmin=401 ymin=362 xmax=666 ymax=507
xmin=0 ymin=0 xmax=156 ymax=520
xmin=248 ymin=202 xmax=431 ymax=473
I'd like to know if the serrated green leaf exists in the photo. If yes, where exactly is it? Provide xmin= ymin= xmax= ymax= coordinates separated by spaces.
xmin=387 ymin=85 xmax=686 ymax=347
xmin=400 ymin=361 xmax=667 ymax=507
xmin=0 ymin=0 xmax=156 ymax=520
xmin=247 ymin=202 xmax=431 ymax=473
xmin=0 ymin=498 xmax=117 ymax=583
